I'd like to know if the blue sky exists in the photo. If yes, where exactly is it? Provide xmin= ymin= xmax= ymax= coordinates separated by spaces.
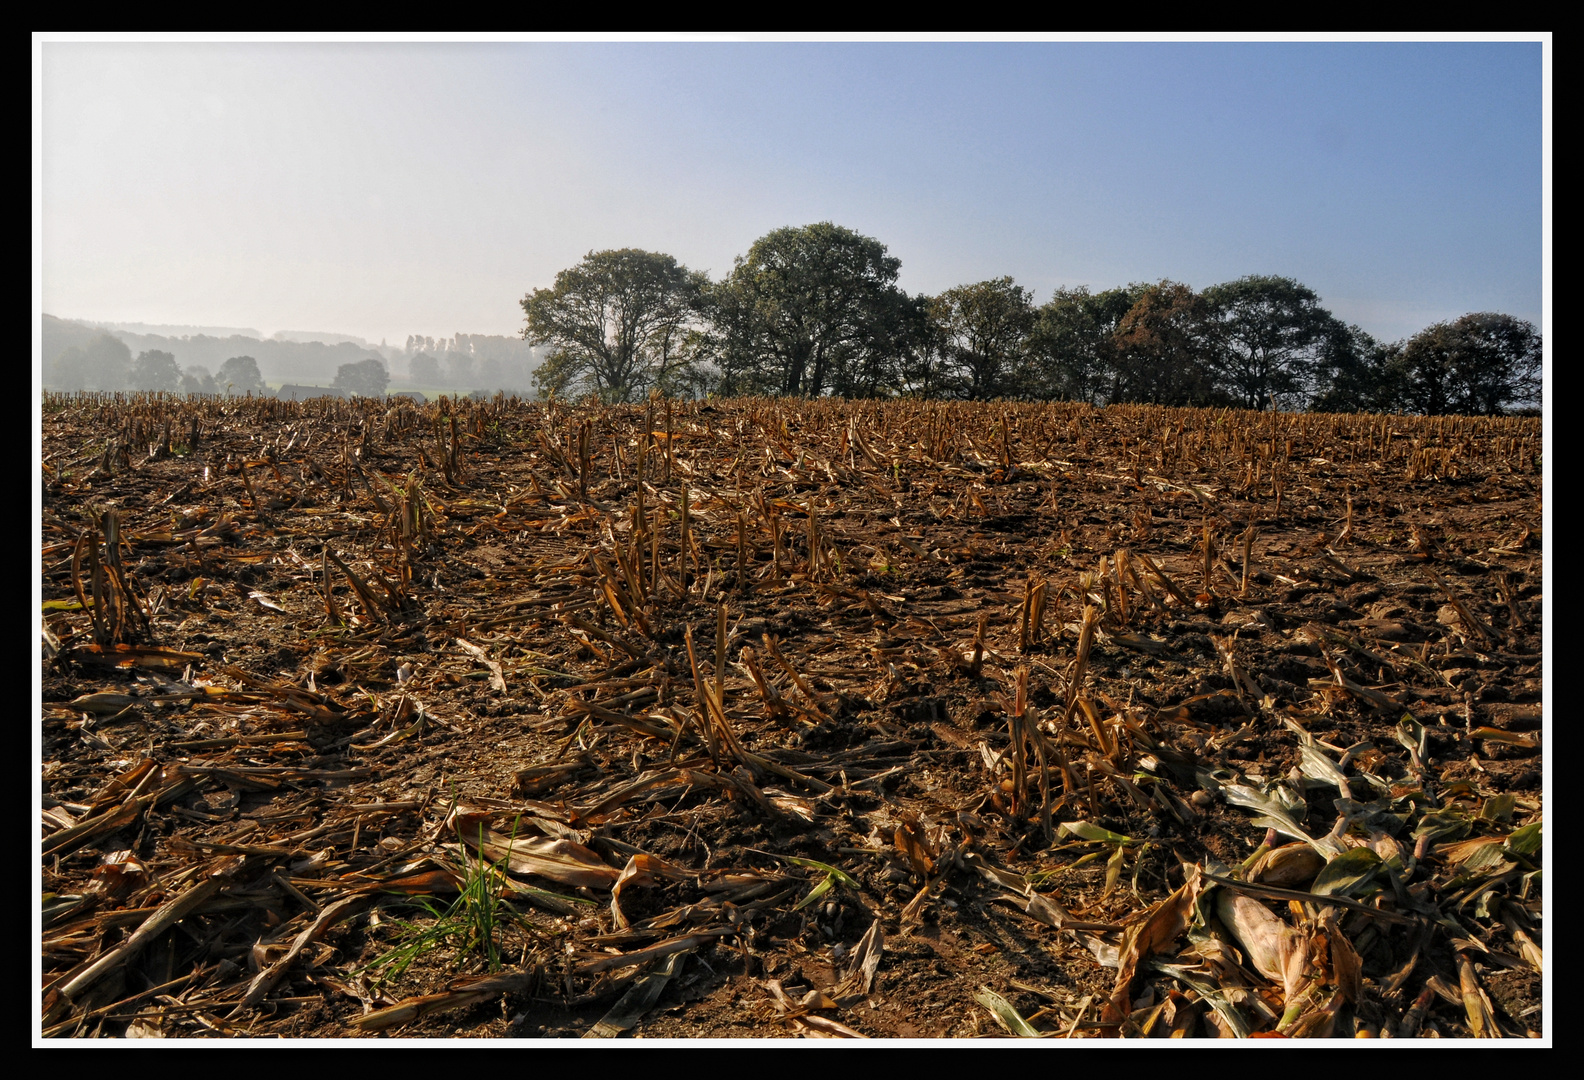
xmin=36 ymin=37 xmax=1546 ymax=346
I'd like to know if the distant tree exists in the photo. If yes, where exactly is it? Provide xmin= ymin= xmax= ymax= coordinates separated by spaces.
xmin=927 ymin=277 xmax=1037 ymax=400
xmin=523 ymin=248 xmax=707 ymax=403
xmin=710 ymin=223 xmax=915 ymax=399
xmin=1201 ymin=276 xmax=1341 ymax=409
xmin=1386 ymin=332 xmax=1457 ymax=416
xmin=1028 ymin=284 xmax=1146 ymax=403
xmin=475 ymin=357 xmax=501 ymax=390
xmin=129 ymin=349 xmax=182 ymax=393
xmin=445 ymin=351 xmax=476 ymax=388
xmin=1387 ymin=314 xmax=1541 ymax=416
xmin=181 ymin=365 xmax=219 ymax=396
xmin=1111 ymin=282 xmax=1220 ymax=405
xmin=333 ymin=358 xmax=391 ymax=397
xmin=408 ymin=353 xmax=442 ymax=385
xmin=216 ymin=355 xmax=267 ymax=395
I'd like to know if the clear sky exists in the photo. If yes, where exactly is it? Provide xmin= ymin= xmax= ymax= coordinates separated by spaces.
xmin=36 ymin=36 xmax=1547 ymax=347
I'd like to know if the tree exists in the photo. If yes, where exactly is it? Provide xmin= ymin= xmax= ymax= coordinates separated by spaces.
xmin=1308 ymin=325 xmax=1396 ymax=413
xmin=1388 ymin=314 xmax=1541 ymax=416
xmin=710 ymin=223 xmax=915 ymax=399
xmin=1111 ymin=282 xmax=1219 ymax=405
xmin=927 ymin=278 xmax=1037 ymax=400
xmin=477 ymin=357 xmax=505 ymax=391
xmin=445 ymin=351 xmax=476 ymax=389
xmin=1445 ymin=313 xmax=1540 ymax=415
xmin=522 ymin=249 xmax=707 ymax=403
xmin=830 ymin=287 xmax=930 ymax=399
xmin=129 ymin=349 xmax=181 ymax=393
xmin=333 ymin=358 xmax=391 ymax=397
xmin=216 ymin=355 xmax=267 ymax=395
xmin=408 ymin=353 xmax=442 ymax=386
xmin=1028 ymin=284 xmax=1146 ymax=403
xmin=1200 ymin=276 xmax=1340 ymax=409
xmin=1387 ymin=327 xmax=1459 ymax=415
xmin=181 ymin=365 xmax=218 ymax=396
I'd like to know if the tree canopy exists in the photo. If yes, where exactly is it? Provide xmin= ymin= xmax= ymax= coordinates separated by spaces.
xmin=408 ymin=353 xmax=442 ymax=386
xmin=333 ymin=358 xmax=391 ymax=397
xmin=130 ymin=350 xmax=182 ymax=393
xmin=711 ymin=223 xmax=919 ymax=399
xmin=49 ymin=334 xmax=131 ymax=391
xmin=522 ymin=249 xmax=707 ymax=404
xmin=927 ymin=278 xmax=1036 ymax=400
xmin=1201 ymin=275 xmax=1343 ymax=409
xmin=1306 ymin=324 xmax=1392 ymax=414
xmin=1028 ymin=285 xmax=1146 ymax=404
xmin=217 ymin=356 xmax=268 ymax=396
xmin=510 ymin=232 xmax=1538 ymax=415
xmin=1389 ymin=313 xmax=1541 ymax=416
xmin=1111 ymin=282 xmax=1218 ymax=405
xmin=180 ymin=365 xmax=218 ymax=396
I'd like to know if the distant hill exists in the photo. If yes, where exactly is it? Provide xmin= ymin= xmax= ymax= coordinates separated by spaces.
xmin=74 ymin=319 xmax=264 ymax=339
xmin=271 ymin=330 xmax=376 ymax=348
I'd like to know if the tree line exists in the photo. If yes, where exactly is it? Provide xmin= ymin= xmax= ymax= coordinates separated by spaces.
xmin=44 ymin=327 xmax=402 ymax=399
xmin=401 ymin=334 xmax=542 ymax=392
xmin=522 ymin=223 xmax=1542 ymax=416
xmin=40 ymin=330 xmax=396 ymax=399
xmin=41 ymin=316 xmax=544 ymax=395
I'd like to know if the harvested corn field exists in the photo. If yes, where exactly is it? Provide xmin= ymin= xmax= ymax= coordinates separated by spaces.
xmin=38 ymin=393 xmax=1544 ymax=1039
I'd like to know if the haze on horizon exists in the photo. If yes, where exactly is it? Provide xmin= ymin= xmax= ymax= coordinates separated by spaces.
xmin=37 ymin=37 xmax=1545 ymax=352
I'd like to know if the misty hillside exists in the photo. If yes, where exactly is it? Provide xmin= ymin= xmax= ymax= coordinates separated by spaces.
xmin=74 ymin=320 xmax=265 ymax=339
xmin=40 ymin=315 xmax=544 ymax=394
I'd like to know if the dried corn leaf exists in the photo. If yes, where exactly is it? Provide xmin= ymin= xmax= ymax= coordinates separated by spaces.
xmin=1102 ymin=865 xmax=1203 ymax=1025
xmin=834 ymin=919 xmax=885 ymax=999
xmin=1216 ymin=891 xmax=1296 ymax=987
xmin=611 ymin=852 xmax=692 ymax=929
xmin=1310 ymin=847 xmax=1383 ymax=899
xmin=1504 ymin=820 xmax=1542 ymax=858
xmin=351 ymin=970 xmax=539 ymax=1031
xmin=469 ymin=828 xmax=619 ymax=889
xmin=584 ymin=952 xmax=684 ymax=1038
xmin=975 ymin=987 xmax=1043 ymax=1037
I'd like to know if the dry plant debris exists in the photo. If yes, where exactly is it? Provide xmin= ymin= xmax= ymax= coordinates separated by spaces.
xmin=38 ymin=392 xmax=1543 ymax=1039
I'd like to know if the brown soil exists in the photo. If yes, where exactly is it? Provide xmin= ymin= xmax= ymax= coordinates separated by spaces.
xmin=38 ymin=395 xmax=1544 ymax=1041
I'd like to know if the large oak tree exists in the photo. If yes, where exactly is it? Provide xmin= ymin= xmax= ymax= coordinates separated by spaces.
xmin=1389 ymin=313 xmax=1541 ymax=416
xmin=522 ymin=249 xmax=707 ymax=404
xmin=710 ymin=223 xmax=919 ymax=399
xmin=927 ymin=277 xmax=1036 ymax=400
xmin=1111 ymin=281 xmax=1219 ymax=405
xmin=1201 ymin=275 xmax=1343 ymax=409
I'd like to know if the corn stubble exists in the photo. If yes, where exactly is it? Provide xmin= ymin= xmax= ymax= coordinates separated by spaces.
xmin=39 ymin=391 xmax=1543 ymax=1040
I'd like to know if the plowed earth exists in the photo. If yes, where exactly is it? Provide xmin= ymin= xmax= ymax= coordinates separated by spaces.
xmin=38 ymin=395 xmax=1544 ymax=1041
